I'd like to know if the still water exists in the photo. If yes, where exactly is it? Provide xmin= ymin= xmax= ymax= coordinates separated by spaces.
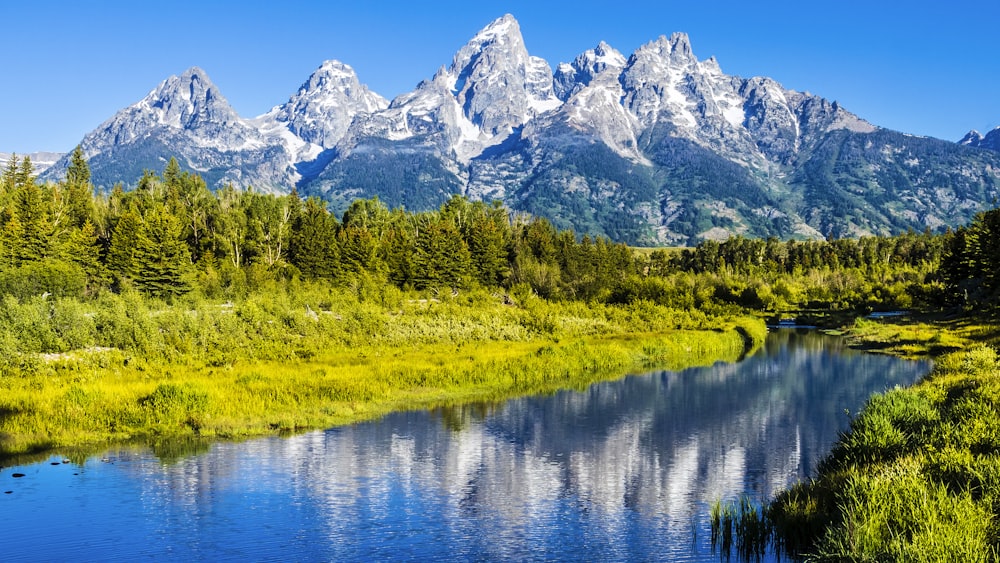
xmin=1 ymin=330 xmax=930 ymax=561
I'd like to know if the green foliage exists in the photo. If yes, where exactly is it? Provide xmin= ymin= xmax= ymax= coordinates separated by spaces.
xmin=133 ymin=203 xmax=194 ymax=297
xmin=653 ymin=232 xmax=944 ymax=312
xmin=105 ymin=204 xmax=144 ymax=283
xmin=0 ymin=258 xmax=88 ymax=299
xmin=757 ymin=344 xmax=1000 ymax=561
xmin=289 ymin=196 xmax=339 ymax=280
xmin=141 ymin=383 xmax=209 ymax=416
xmin=940 ymin=207 xmax=1000 ymax=306
xmin=411 ymin=218 xmax=473 ymax=289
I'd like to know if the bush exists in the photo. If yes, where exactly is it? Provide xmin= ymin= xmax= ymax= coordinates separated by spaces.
xmin=0 ymin=259 xmax=88 ymax=299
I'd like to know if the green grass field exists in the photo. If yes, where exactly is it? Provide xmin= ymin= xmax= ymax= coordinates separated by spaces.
xmin=0 ymin=284 xmax=765 ymax=461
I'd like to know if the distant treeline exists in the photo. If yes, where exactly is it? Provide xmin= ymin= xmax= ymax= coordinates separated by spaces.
xmin=1 ymin=149 xmax=996 ymax=312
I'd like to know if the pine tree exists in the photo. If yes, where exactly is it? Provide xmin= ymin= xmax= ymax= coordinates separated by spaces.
xmin=338 ymin=226 xmax=383 ymax=278
xmin=0 ymin=209 xmax=23 ymax=269
xmin=106 ymin=204 xmax=145 ymax=283
xmin=15 ymin=156 xmax=34 ymax=189
xmin=290 ymin=197 xmax=339 ymax=280
xmin=162 ymin=157 xmax=182 ymax=192
xmin=134 ymin=203 xmax=194 ymax=297
xmin=1 ymin=154 xmax=18 ymax=197
xmin=60 ymin=220 xmax=109 ymax=289
xmin=14 ymin=179 xmax=51 ymax=262
xmin=64 ymin=146 xmax=95 ymax=228
xmin=464 ymin=202 xmax=511 ymax=287
xmin=66 ymin=146 xmax=91 ymax=187
xmin=383 ymin=220 xmax=415 ymax=287
xmin=411 ymin=218 xmax=472 ymax=289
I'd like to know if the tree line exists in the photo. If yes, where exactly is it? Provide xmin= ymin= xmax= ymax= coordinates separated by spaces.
xmin=0 ymin=150 xmax=635 ymax=302
xmin=940 ymin=206 xmax=1000 ymax=307
xmin=1 ymin=149 xmax=992 ymax=313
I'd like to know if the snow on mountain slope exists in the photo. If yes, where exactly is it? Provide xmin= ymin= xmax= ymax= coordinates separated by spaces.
xmin=342 ymin=14 xmax=562 ymax=163
xmin=255 ymin=60 xmax=388 ymax=159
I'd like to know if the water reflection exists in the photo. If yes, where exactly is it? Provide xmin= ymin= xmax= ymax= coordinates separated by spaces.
xmin=1 ymin=331 xmax=930 ymax=561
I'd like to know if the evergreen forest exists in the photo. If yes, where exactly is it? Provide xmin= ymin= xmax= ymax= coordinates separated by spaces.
xmin=6 ymin=148 xmax=993 ymax=313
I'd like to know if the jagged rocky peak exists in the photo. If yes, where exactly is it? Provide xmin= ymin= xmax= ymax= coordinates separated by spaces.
xmin=71 ymin=66 xmax=252 ymax=156
xmin=145 ymin=66 xmax=241 ymax=129
xmin=633 ymin=32 xmax=696 ymax=66
xmin=297 ymin=60 xmax=387 ymax=114
xmin=983 ymin=127 xmax=1000 ymax=151
xmin=347 ymin=13 xmax=562 ymax=162
xmin=443 ymin=13 xmax=560 ymax=135
xmin=620 ymin=30 xmax=745 ymax=137
xmin=266 ymin=60 xmax=388 ymax=148
xmin=787 ymin=91 xmax=876 ymax=136
xmin=739 ymin=77 xmax=800 ymax=162
xmin=554 ymin=41 xmax=627 ymax=100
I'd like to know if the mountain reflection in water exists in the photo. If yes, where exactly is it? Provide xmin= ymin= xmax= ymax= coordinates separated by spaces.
xmin=1 ymin=330 xmax=930 ymax=561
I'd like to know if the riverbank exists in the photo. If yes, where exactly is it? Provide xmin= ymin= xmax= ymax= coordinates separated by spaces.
xmin=734 ymin=313 xmax=1000 ymax=561
xmin=0 ymin=286 xmax=765 ymax=462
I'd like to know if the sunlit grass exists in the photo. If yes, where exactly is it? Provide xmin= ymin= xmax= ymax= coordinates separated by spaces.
xmin=731 ymin=320 xmax=1000 ymax=561
xmin=0 ymin=285 xmax=762 ymax=459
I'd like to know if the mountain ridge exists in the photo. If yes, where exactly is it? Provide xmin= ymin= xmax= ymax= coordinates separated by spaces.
xmin=40 ymin=14 xmax=1000 ymax=245
xmin=960 ymin=127 xmax=1000 ymax=152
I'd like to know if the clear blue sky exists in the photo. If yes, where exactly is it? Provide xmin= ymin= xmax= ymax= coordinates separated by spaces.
xmin=3 ymin=0 xmax=998 ymax=153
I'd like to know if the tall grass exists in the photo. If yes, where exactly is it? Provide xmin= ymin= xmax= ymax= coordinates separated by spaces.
xmin=733 ymin=322 xmax=1000 ymax=561
xmin=710 ymin=497 xmax=770 ymax=561
xmin=0 ymin=283 xmax=763 ymax=459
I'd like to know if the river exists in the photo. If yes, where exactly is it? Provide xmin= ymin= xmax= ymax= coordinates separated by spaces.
xmin=0 ymin=330 xmax=931 ymax=561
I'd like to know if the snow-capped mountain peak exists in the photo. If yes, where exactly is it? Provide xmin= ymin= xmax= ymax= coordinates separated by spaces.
xmin=77 ymin=66 xmax=259 ymax=159
xmin=553 ymin=41 xmax=627 ymax=100
xmin=961 ymin=126 xmax=1000 ymax=152
xmin=960 ymin=130 xmax=985 ymax=145
xmin=143 ymin=66 xmax=240 ymax=130
xmin=260 ymin=59 xmax=388 ymax=151
xmin=444 ymin=13 xmax=560 ymax=135
xmin=343 ymin=13 xmax=562 ymax=162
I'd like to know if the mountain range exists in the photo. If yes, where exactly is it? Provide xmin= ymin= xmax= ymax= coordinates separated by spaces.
xmin=2 ymin=152 xmax=63 ymax=175
xmin=40 ymin=14 xmax=1000 ymax=245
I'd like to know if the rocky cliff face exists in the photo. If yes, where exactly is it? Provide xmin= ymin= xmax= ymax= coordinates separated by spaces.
xmin=41 ymin=14 xmax=1000 ymax=245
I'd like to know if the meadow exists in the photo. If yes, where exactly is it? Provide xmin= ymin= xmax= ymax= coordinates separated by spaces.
xmin=0 ymin=281 xmax=764 ymax=460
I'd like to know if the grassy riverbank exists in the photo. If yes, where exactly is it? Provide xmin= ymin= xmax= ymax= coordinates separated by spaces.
xmin=718 ymin=314 xmax=1000 ymax=561
xmin=0 ymin=283 xmax=765 ymax=461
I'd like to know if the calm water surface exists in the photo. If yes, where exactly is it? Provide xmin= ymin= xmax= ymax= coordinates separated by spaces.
xmin=1 ymin=330 xmax=930 ymax=561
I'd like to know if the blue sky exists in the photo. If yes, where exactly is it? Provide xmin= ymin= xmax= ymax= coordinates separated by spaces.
xmin=3 ymin=0 xmax=998 ymax=153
